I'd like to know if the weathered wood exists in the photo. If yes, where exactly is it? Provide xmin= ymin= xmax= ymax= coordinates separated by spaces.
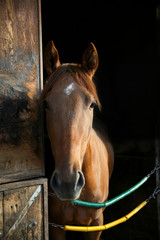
xmin=0 ymin=178 xmax=48 ymax=240
xmin=156 ymin=5 xmax=160 ymax=239
xmin=155 ymin=138 xmax=160 ymax=240
xmin=0 ymin=193 xmax=3 ymax=238
xmin=0 ymin=0 xmax=44 ymax=183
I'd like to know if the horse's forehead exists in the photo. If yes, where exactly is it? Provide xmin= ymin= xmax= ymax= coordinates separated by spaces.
xmin=64 ymin=82 xmax=76 ymax=96
xmin=47 ymin=77 xmax=92 ymax=106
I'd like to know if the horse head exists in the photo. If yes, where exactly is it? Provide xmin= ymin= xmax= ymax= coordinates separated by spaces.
xmin=40 ymin=41 xmax=100 ymax=201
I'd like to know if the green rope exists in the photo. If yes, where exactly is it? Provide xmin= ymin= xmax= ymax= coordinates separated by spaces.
xmin=71 ymin=164 xmax=160 ymax=208
xmin=71 ymin=176 xmax=148 ymax=208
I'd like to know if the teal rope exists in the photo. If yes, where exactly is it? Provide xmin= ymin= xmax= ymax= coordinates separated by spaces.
xmin=71 ymin=176 xmax=148 ymax=208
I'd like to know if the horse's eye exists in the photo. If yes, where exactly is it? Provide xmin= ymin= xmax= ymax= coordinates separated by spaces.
xmin=89 ymin=102 xmax=96 ymax=110
xmin=44 ymin=100 xmax=49 ymax=109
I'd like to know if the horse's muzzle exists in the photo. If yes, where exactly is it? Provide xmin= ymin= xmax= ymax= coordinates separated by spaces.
xmin=50 ymin=170 xmax=85 ymax=201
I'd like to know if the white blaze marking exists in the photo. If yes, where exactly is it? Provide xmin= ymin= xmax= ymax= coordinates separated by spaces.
xmin=64 ymin=83 xmax=75 ymax=95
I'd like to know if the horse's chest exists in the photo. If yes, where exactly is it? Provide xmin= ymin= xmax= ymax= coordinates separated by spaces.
xmin=62 ymin=206 xmax=102 ymax=225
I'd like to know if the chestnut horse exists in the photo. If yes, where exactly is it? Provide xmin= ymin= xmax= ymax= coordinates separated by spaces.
xmin=40 ymin=41 xmax=114 ymax=240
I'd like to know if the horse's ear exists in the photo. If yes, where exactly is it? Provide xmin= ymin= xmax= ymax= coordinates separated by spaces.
xmin=44 ymin=41 xmax=61 ymax=76
xmin=82 ymin=43 xmax=99 ymax=77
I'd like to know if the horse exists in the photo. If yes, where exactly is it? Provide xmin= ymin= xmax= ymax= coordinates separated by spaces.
xmin=40 ymin=41 xmax=114 ymax=240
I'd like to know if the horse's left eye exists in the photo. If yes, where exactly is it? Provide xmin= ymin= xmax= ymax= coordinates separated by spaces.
xmin=89 ymin=102 xmax=96 ymax=110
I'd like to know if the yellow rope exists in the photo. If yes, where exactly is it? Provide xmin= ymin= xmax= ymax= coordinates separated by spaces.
xmin=64 ymin=201 xmax=147 ymax=232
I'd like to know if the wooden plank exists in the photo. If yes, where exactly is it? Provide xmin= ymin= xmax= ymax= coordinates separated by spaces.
xmin=0 ymin=193 xmax=3 ymax=239
xmin=155 ymin=138 xmax=160 ymax=238
xmin=3 ymin=186 xmax=42 ymax=239
xmin=4 ymin=186 xmax=30 ymax=239
xmin=27 ymin=185 xmax=43 ymax=240
xmin=156 ymin=6 xmax=160 ymax=238
xmin=0 ymin=178 xmax=47 ymax=192
xmin=0 ymin=178 xmax=48 ymax=240
xmin=0 ymin=0 xmax=44 ymax=183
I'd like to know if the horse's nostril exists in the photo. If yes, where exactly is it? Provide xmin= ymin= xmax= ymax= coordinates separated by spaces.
xmin=51 ymin=171 xmax=60 ymax=191
xmin=75 ymin=171 xmax=85 ymax=192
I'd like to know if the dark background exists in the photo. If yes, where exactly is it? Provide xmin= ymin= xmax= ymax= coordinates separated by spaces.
xmin=42 ymin=2 xmax=159 ymax=141
xmin=42 ymin=2 xmax=160 ymax=239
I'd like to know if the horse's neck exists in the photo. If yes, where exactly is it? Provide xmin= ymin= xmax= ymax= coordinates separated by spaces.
xmin=84 ymin=128 xmax=114 ymax=178
xmin=82 ymin=129 xmax=109 ymax=202
xmin=83 ymin=128 xmax=103 ymax=167
xmin=87 ymin=128 xmax=106 ymax=154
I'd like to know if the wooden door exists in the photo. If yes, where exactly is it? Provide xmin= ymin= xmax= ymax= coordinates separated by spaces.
xmin=0 ymin=178 xmax=48 ymax=240
xmin=0 ymin=0 xmax=44 ymax=183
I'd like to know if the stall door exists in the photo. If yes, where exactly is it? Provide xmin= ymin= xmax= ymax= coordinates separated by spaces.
xmin=0 ymin=0 xmax=44 ymax=183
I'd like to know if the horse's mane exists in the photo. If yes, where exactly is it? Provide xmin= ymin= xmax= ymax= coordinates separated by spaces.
xmin=40 ymin=64 xmax=101 ymax=109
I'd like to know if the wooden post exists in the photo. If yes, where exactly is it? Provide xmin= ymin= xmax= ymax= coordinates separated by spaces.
xmin=156 ymin=4 xmax=160 ymax=239
xmin=155 ymin=138 xmax=160 ymax=238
